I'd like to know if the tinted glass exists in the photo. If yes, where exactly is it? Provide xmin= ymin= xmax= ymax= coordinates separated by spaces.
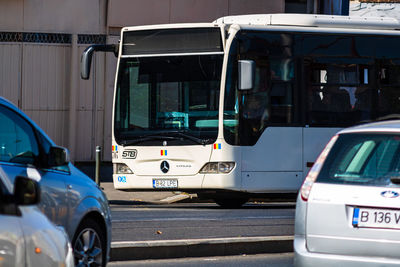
xmin=0 ymin=106 xmax=39 ymax=165
xmin=115 ymin=55 xmax=222 ymax=145
xmin=224 ymin=31 xmax=400 ymax=145
xmin=123 ymin=28 xmax=223 ymax=55
xmin=377 ymin=60 xmax=400 ymax=119
xmin=224 ymin=32 xmax=296 ymax=146
xmin=317 ymin=133 xmax=400 ymax=186
xmin=306 ymin=58 xmax=373 ymax=125
xmin=300 ymin=34 xmax=400 ymax=125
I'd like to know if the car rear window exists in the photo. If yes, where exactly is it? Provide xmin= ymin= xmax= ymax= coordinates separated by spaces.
xmin=317 ymin=133 xmax=400 ymax=186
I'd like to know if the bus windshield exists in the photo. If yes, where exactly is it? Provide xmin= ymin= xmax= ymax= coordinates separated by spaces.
xmin=114 ymin=55 xmax=223 ymax=146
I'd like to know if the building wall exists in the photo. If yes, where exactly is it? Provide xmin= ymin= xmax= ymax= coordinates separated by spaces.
xmin=350 ymin=0 xmax=400 ymax=19
xmin=0 ymin=0 xmax=284 ymax=162
xmin=108 ymin=0 xmax=284 ymax=28
xmin=22 ymin=43 xmax=71 ymax=148
xmin=0 ymin=0 xmax=106 ymax=33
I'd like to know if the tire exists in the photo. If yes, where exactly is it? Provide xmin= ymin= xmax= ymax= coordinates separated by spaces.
xmin=72 ymin=218 xmax=106 ymax=267
xmin=213 ymin=197 xmax=249 ymax=208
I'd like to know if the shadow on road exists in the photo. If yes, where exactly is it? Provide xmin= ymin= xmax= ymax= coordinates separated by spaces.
xmin=110 ymin=202 xmax=295 ymax=210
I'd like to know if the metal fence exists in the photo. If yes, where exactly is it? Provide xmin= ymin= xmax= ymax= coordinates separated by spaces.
xmin=0 ymin=31 xmax=113 ymax=162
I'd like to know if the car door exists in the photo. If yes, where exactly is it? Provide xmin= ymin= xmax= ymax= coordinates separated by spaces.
xmin=0 ymin=104 xmax=68 ymax=227
xmin=0 ymin=177 xmax=25 ymax=267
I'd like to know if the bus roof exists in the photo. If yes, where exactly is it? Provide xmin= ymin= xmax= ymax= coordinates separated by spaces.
xmin=214 ymin=13 xmax=400 ymax=30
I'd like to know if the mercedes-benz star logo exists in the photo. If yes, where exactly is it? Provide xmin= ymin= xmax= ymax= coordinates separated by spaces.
xmin=160 ymin=161 xmax=170 ymax=173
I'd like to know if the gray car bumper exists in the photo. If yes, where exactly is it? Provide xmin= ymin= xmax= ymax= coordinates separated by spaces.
xmin=294 ymin=235 xmax=400 ymax=267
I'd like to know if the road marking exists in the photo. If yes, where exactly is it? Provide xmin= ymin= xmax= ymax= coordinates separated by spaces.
xmin=111 ymin=215 xmax=294 ymax=223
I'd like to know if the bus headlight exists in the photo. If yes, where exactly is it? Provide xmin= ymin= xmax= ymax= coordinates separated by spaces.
xmin=114 ymin=163 xmax=133 ymax=174
xmin=199 ymin=162 xmax=235 ymax=174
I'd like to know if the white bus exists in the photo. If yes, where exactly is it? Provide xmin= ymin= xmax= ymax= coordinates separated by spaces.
xmin=82 ymin=14 xmax=400 ymax=207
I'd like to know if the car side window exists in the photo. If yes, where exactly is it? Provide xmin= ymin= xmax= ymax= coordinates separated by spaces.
xmin=0 ymin=106 xmax=39 ymax=165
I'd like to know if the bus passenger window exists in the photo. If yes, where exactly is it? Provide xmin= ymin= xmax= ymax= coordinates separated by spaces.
xmin=270 ymin=82 xmax=293 ymax=123
xmin=307 ymin=62 xmax=372 ymax=126
xmin=377 ymin=65 xmax=400 ymax=118
xmin=353 ymin=85 xmax=371 ymax=121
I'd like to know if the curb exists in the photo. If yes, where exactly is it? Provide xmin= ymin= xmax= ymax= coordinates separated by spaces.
xmin=110 ymin=236 xmax=294 ymax=261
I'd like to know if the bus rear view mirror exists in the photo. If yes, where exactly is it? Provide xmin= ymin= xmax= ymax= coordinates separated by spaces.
xmin=238 ymin=60 xmax=255 ymax=90
xmin=81 ymin=44 xmax=118 ymax=80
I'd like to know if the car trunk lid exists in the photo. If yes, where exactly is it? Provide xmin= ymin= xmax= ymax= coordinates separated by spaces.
xmin=306 ymin=183 xmax=400 ymax=259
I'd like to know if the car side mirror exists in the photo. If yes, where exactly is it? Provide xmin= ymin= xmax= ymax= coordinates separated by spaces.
xmin=238 ymin=60 xmax=255 ymax=90
xmin=390 ymin=176 xmax=400 ymax=185
xmin=48 ymin=146 xmax=70 ymax=167
xmin=13 ymin=176 xmax=40 ymax=205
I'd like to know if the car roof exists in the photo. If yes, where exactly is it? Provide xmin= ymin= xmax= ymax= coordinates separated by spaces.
xmin=339 ymin=120 xmax=400 ymax=135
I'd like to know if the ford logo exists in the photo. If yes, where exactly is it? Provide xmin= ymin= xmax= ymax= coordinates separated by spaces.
xmin=381 ymin=191 xmax=399 ymax=198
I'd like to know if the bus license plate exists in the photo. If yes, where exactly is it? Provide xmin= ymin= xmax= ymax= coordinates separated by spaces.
xmin=153 ymin=179 xmax=178 ymax=189
xmin=353 ymin=207 xmax=400 ymax=229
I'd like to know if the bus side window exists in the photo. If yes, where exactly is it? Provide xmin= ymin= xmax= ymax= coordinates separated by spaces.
xmin=353 ymin=85 xmax=371 ymax=121
xmin=307 ymin=62 xmax=374 ymax=126
xmin=377 ymin=65 xmax=400 ymax=118
xmin=270 ymin=82 xmax=293 ymax=123
xmin=322 ymin=85 xmax=351 ymax=113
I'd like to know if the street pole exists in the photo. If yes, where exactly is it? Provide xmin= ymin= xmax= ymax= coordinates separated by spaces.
xmin=95 ymin=146 xmax=101 ymax=186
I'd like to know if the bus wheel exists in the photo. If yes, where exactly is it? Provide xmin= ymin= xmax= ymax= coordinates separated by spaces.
xmin=213 ymin=197 xmax=249 ymax=208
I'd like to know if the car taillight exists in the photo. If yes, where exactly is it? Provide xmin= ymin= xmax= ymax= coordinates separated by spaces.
xmin=300 ymin=135 xmax=338 ymax=201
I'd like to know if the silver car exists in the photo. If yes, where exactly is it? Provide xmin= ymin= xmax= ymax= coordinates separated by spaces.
xmin=295 ymin=120 xmax=400 ymax=266
xmin=0 ymin=97 xmax=111 ymax=266
xmin=0 ymin=173 xmax=74 ymax=267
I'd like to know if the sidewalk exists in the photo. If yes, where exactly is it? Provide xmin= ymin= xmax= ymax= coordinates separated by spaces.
xmin=76 ymin=162 xmax=197 ymax=205
xmin=76 ymin=163 xmax=198 ymax=204
xmin=101 ymin=182 xmax=197 ymax=205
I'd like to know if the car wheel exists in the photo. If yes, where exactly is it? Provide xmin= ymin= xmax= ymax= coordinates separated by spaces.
xmin=72 ymin=218 xmax=105 ymax=267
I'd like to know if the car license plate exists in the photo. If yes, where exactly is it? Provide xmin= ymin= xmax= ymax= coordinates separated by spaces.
xmin=152 ymin=179 xmax=178 ymax=189
xmin=353 ymin=207 xmax=400 ymax=229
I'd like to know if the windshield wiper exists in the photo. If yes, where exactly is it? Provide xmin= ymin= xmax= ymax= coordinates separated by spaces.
xmin=121 ymin=135 xmax=177 ymax=146
xmin=170 ymin=131 xmax=212 ymax=145
xmin=121 ymin=131 xmax=212 ymax=146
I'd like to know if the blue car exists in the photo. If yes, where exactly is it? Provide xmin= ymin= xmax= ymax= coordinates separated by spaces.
xmin=0 ymin=97 xmax=111 ymax=267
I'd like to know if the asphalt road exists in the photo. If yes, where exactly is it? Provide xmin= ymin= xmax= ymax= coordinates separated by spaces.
xmin=108 ymin=252 xmax=294 ymax=267
xmin=110 ymin=202 xmax=295 ymax=242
